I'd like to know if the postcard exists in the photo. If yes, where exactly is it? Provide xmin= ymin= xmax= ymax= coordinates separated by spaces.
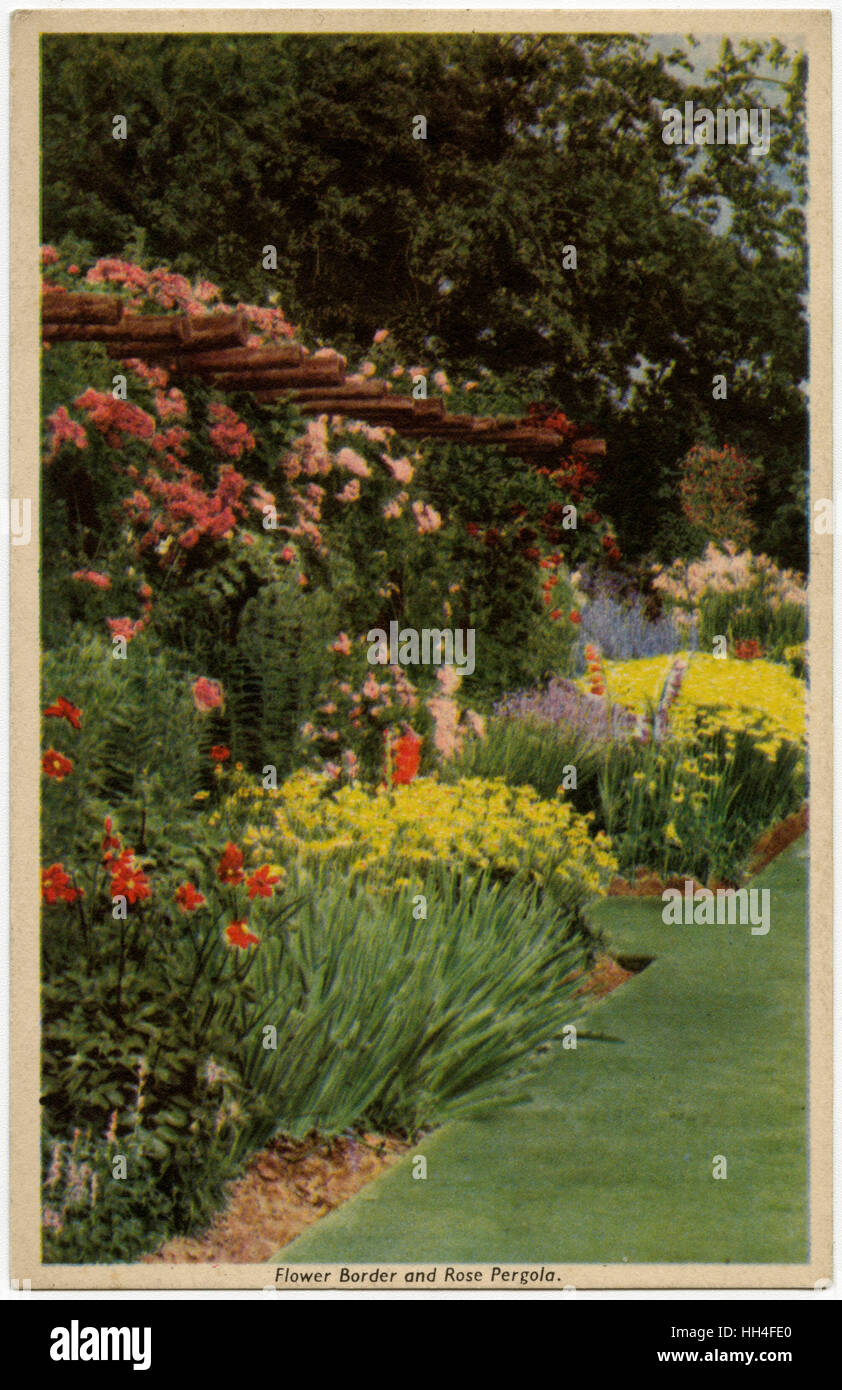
xmin=9 ymin=8 xmax=832 ymax=1292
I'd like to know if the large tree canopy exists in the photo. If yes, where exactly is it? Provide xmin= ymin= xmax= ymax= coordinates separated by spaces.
xmin=41 ymin=32 xmax=808 ymax=566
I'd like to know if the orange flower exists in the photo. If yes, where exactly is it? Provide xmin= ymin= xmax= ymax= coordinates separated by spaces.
xmin=41 ymin=863 xmax=81 ymax=905
xmin=175 ymin=882 xmax=206 ymax=912
xmin=217 ymin=841 xmax=244 ymax=885
xmin=43 ymin=696 xmax=82 ymax=730
xmin=246 ymin=865 xmax=280 ymax=900
xmin=391 ymin=731 xmax=422 ymax=786
xmin=225 ymin=919 xmax=259 ymax=949
xmin=110 ymin=851 xmax=151 ymax=904
xmin=210 ymin=745 xmax=230 ymax=762
xmin=569 ymin=610 xmax=581 ymax=624
xmin=42 ymin=749 xmax=73 ymax=780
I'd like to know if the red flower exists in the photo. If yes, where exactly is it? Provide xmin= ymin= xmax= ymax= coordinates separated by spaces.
xmin=210 ymin=745 xmax=230 ymax=763
xmin=217 ymin=842 xmax=244 ymax=885
xmin=192 ymin=677 xmax=224 ymax=714
xmin=175 ymin=882 xmax=206 ymax=912
xmin=41 ymin=863 xmax=81 ymax=905
xmin=735 ymin=639 xmax=764 ymax=661
xmin=42 ymin=749 xmax=73 ymax=781
xmin=43 ymin=697 xmax=82 ymax=730
xmin=225 ymin=919 xmax=260 ymax=949
xmin=110 ymin=852 xmax=151 ymax=904
xmin=102 ymin=816 xmax=122 ymax=865
xmin=569 ymin=610 xmax=582 ymax=624
xmin=391 ymin=731 xmax=422 ymax=786
xmin=72 ymin=569 xmax=110 ymax=590
xmin=107 ymin=616 xmax=145 ymax=642
xmin=550 ymin=608 xmax=562 ymax=620
xmin=246 ymin=865 xmax=280 ymax=900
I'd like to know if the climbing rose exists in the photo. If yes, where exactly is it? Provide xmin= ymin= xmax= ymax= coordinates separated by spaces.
xmin=72 ymin=569 xmax=110 ymax=590
xmin=107 ymin=617 xmax=145 ymax=642
xmin=192 ymin=677 xmax=224 ymax=713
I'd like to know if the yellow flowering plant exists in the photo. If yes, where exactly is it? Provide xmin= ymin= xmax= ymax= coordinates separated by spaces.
xmin=213 ymin=769 xmax=617 ymax=913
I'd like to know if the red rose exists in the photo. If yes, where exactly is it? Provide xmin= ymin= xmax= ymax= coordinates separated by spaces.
xmin=192 ymin=677 xmax=224 ymax=713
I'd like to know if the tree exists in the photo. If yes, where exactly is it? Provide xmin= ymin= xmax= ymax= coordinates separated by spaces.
xmin=41 ymin=32 xmax=808 ymax=566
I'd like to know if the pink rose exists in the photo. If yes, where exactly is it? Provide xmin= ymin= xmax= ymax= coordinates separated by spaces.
xmin=192 ymin=677 xmax=224 ymax=714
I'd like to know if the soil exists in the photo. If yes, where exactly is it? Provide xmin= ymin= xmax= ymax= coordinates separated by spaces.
xmin=145 ymin=949 xmax=632 ymax=1265
xmin=144 ymin=1132 xmax=412 ymax=1264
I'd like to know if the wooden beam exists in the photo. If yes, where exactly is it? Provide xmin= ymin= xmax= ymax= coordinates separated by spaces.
xmin=166 ymin=344 xmax=305 ymax=373
xmin=42 ymin=291 xmax=123 ymax=325
xmin=209 ymin=365 xmax=343 ymax=391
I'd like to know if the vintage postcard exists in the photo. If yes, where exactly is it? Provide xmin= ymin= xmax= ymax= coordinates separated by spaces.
xmin=9 ymin=8 xmax=832 ymax=1293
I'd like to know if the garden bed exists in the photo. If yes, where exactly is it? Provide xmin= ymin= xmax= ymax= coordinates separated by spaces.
xmin=144 ymin=949 xmax=637 ymax=1263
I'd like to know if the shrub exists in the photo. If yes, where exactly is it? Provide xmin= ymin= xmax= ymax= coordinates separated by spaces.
xmin=239 ymin=866 xmax=590 ymax=1143
xmin=573 ymin=590 xmax=697 ymax=663
xmin=652 ymin=543 xmax=807 ymax=663
xmin=679 ymin=442 xmax=761 ymax=549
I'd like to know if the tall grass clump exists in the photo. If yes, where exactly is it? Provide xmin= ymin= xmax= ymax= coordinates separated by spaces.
xmin=239 ymin=865 xmax=590 ymax=1145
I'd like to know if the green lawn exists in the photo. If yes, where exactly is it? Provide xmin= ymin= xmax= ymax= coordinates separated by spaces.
xmin=275 ymin=842 xmax=808 ymax=1264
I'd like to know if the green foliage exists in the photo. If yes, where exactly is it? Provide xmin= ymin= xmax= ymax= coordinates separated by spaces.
xmin=42 ymin=1126 xmax=180 ymax=1264
xmin=596 ymin=731 xmax=803 ymax=884
xmin=41 ymin=31 xmax=808 ymax=566
xmin=697 ymin=587 xmax=806 ymax=661
xmin=239 ymin=865 xmax=588 ymax=1144
xmin=224 ymin=573 xmax=339 ymax=775
xmin=449 ymin=714 xmax=803 ymax=885
xmin=41 ymin=631 xmax=202 ymax=862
